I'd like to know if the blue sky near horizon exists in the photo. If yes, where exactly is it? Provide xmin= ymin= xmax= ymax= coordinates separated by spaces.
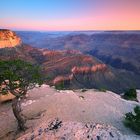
xmin=0 ymin=0 xmax=140 ymax=31
xmin=1 ymin=0 xmax=88 ymax=18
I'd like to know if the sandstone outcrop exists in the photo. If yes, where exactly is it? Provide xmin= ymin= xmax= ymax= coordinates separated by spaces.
xmin=18 ymin=119 xmax=124 ymax=140
xmin=53 ymin=64 xmax=108 ymax=87
xmin=0 ymin=29 xmax=22 ymax=48
xmin=53 ymin=75 xmax=71 ymax=85
xmin=71 ymin=64 xmax=107 ymax=74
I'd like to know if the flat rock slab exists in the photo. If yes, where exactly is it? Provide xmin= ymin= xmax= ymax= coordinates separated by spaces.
xmin=18 ymin=119 xmax=124 ymax=140
xmin=1 ymin=86 xmax=140 ymax=140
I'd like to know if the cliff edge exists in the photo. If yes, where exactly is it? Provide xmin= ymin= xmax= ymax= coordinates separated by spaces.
xmin=0 ymin=29 xmax=22 ymax=48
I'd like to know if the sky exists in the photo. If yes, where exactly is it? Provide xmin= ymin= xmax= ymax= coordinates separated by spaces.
xmin=0 ymin=0 xmax=140 ymax=31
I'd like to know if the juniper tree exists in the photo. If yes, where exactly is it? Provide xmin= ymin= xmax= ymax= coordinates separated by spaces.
xmin=0 ymin=60 xmax=44 ymax=130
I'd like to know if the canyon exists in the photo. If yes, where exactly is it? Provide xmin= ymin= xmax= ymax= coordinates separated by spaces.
xmin=0 ymin=30 xmax=140 ymax=93
xmin=17 ymin=31 xmax=140 ymax=75
xmin=0 ymin=29 xmax=140 ymax=140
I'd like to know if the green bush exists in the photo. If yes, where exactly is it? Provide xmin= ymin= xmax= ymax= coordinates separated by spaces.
xmin=123 ymin=88 xmax=137 ymax=101
xmin=124 ymin=106 xmax=140 ymax=134
xmin=55 ymin=82 xmax=65 ymax=90
xmin=99 ymin=88 xmax=107 ymax=92
xmin=46 ymin=75 xmax=53 ymax=80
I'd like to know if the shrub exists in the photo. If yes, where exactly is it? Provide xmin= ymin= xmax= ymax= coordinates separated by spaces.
xmin=55 ymin=82 xmax=65 ymax=90
xmin=123 ymin=88 xmax=137 ymax=101
xmin=124 ymin=106 xmax=140 ymax=134
xmin=81 ymin=89 xmax=87 ymax=92
xmin=99 ymin=88 xmax=107 ymax=92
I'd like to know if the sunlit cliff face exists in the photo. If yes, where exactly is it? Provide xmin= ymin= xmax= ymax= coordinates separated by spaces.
xmin=0 ymin=29 xmax=22 ymax=48
xmin=71 ymin=64 xmax=107 ymax=74
xmin=53 ymin=64 xmax=108 ymax=85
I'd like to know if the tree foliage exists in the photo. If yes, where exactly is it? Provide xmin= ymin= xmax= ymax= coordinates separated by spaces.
xmin=0 ymin=59 xmax=43 ymax=97
xmin=0 ymin=59 xmax=44 ymax=130
xmin=124 ymin=106 xmax=140 ymax=134
xmin=55 ymin=81 xmax=65 ymax=90
xmin=123 ymin=88 xmax=137 ymax=101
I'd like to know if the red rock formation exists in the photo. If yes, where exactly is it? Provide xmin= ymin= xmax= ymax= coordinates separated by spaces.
xmin=0 ymin=29 xmax=22 ymax=48
xmin=53 ymin=64 xmax=107 ymax=86
xmin=71 ymin=64 xmax=107 ymax=74
xmin=91 ymin=64 xmax=107 ymax=72
xmin=53 ymin=75 xmax=72 ymax=85
xmin=83 ymin=57 xmax=93 ymax=63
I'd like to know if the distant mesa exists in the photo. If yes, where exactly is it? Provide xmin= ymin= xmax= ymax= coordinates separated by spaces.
xmin=0 ymin=29 xmax=22 ymax=48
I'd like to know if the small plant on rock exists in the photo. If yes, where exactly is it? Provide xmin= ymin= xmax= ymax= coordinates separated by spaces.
xmin=124 ymin=106 xmax=140 ymax=134
xmin=55 ymin=81 xmax=65 ymax=90
xmin=99 ymin=88 xmax=107 ymax=92
xmin=123 ymin=88 xmax=137 ymax=101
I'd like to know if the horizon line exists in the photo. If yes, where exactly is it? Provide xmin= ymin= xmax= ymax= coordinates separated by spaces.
xmin=14 ymin=29 xmax=140 ymax=32
xmin=1 ymin=28 xmax=140 ymax=32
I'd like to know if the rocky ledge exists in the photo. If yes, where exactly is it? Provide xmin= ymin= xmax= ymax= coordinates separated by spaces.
xmin=0 ymin=29 xmax=22 ymax=48
xmin=18 ymin=118 xmax=124 ymax=140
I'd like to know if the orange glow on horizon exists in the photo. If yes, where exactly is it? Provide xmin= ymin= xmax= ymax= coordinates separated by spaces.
xmin=1 ymin=0 xmax=140 ymax=31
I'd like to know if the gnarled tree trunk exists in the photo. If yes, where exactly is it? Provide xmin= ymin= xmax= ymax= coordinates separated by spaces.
xmin=12 ymin=97 xmax=26 ymax=131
